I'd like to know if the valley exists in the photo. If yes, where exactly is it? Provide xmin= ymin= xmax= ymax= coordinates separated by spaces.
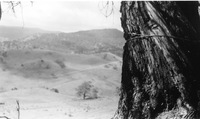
xmin=0 ymin=27 xmax=124 ymax=119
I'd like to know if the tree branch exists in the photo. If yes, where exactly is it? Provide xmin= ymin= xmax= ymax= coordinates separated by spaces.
xmin=0 ymin=116 xmax=11 ymax=119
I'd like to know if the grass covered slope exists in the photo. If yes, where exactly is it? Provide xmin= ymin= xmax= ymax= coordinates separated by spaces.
xmin=0 ymin=49 xmax=118 ymax=79
xmin=0 ymin=49 xmax=121 ymax=119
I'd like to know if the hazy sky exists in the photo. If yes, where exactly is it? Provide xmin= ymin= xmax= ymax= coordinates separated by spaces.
xmin=0 ymin=1 xmax=122 ymax=33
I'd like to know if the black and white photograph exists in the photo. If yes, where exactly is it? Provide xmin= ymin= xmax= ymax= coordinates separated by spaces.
xmin=0 ymin=1 xmax=200 ymax=119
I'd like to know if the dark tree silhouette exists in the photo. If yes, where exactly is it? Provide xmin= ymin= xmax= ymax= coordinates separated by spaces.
xmin=76 ymin=81 xmax=93 ymax=100
xmin=113 ymin=1 xmax=200 ymax=119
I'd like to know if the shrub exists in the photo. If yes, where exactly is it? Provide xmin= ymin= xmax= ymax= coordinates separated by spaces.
xmin=45 ymin=64 xmax=50 ymax=69
xmin=2 ymin=51 xmax=7 ymax=58
xmin=104 ymin=64 xmax=110 ymax=68
xmin=55 ymin=59 xmax=66 ymax=68
xmin=113 ymin=65 xmax=118 ymax=70
xmin=51 ymin=88 xmax=59 ymax=93
xmin=11 ymin=87 xmax=18 ymax=90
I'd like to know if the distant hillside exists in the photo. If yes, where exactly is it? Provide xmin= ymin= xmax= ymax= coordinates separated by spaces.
xmin=0 ymin=26 xmax=53 ymax=40
xmin=0 ymin=27 xmax=125 ymax=57
xmin=24 ymin=29 xmax=125 ymax=57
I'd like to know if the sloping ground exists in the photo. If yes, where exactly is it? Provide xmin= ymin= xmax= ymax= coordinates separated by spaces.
xmin=0 ymin=49 xmax=117 ymax=79
xmin=0 ymin=28 xmax=124 ymax=57
xmin=0 ymin=49 xmax=121 ymax=119
xmin=0 ymin=89 xmax=118 ymax=119
xmin=21 ymin=29 xmax=124 ymax=56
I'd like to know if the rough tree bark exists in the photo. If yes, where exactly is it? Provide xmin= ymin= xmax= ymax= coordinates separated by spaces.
xmin=113 ymin=1 xmax=200 ymax=119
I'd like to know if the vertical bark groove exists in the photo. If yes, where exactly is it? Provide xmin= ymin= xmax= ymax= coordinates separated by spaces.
xmin=113 ymin=1 xmax=200 ymax=119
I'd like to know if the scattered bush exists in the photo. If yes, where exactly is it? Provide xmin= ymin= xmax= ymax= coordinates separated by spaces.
xmin=0 ymin=102 xmax=5 ymax=105
xmin=2 ymin=51 xmax=7 ymax=58
xmin=45 ymin=64 xmax=50 ymax=69
xmin=51 ymin=73 xmax=57 ymax=78
xmin=41 ymin=86 xmax=59 ymax=93
xmin=104 ymin=64 xmax=110 ymax=68
xmin=113 ymin=65 xmax=118 ymax=70
xmin=41 ymin=86 xmax=49 ymax=90
xmin=103 ymin=54 xmax=107 ymax=59
xmin=68 ymin=113 xmax=73 ymax=117
xmin=50 ymin=88 xmax=59 ymax=93
xmin=55 ymin=59 xmax=66 ymax=68
xmin=11 ymin=87 xmax=18 ymax=90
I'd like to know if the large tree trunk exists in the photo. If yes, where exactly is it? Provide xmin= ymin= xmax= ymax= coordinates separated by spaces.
xmin=113 ymin=1 xmax=200 ymax=119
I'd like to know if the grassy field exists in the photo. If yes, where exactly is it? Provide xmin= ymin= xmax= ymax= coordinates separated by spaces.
xmin=0 ymin=49 xmax=122 ymax=119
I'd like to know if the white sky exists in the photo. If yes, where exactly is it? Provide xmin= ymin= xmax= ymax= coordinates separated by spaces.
xmin=0 ymin=1 xmax=122 ymax=33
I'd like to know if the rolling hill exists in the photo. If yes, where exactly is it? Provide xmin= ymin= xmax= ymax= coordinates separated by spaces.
xmin=0 ymin=26 xmax=124 ymax=119
xmin=0 ymin=49 xmax=122 ymax=119
xmin=0 ymin=26 xmax=125 ymax=57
